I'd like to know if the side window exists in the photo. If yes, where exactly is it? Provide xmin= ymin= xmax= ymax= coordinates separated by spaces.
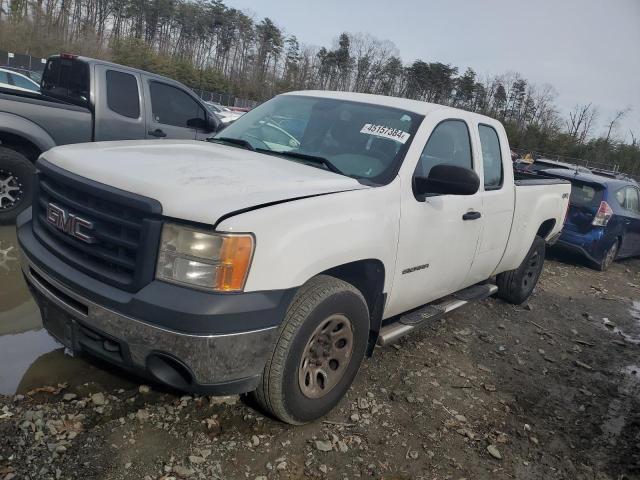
xmin=625 ymin=187 xmax=640 ymax=213
xmin=478 ymin=124 xmax=503 ymax=189
xmin=416 ymin=120 xmax=472 ymax=177
xmin=11 ymin=74 xmax=38 ymax=91
xmin=0 ymin=71 xmax=9 ymax=84
xmin=106 ymin=70 xmax=140 ymax=118
xmin=149 ymin=81 xmax=205 ymax=128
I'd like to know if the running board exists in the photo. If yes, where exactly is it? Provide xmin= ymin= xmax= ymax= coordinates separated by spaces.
xmin=377 ymin=284 xmax=498 ymax=347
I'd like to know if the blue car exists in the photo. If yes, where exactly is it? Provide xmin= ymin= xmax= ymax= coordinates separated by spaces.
xmin=542 ymin=168 xmax=640 ymax=270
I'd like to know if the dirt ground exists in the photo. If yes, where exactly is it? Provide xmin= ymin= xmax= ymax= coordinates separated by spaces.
xmin=1 ymin=252 xmax=639 ymax=480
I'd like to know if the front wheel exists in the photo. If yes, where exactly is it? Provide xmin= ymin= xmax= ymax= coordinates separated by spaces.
xmin=0 ymin=147 xmax=35 ymax=225
xmin=252 ymin=275 xmax=369 ymax=424
xmin=496 ymin=235 xmax=546 ymax=305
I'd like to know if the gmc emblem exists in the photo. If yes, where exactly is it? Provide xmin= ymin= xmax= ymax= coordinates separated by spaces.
xmin=46 ymin=203 xmax=96 ymax=244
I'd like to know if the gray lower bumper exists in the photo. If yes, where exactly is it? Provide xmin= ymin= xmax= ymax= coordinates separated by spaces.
xmin=21 ymin=251 xmax=279 ymax=393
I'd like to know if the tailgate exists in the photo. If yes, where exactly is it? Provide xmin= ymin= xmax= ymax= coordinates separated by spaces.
xmin=564 ymin=181 xmax=604 ymax=233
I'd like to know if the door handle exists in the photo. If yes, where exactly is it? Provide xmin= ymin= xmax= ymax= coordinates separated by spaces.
xmin=462 ymin=211 xmax=482 ymax=221
xmin=148 ymin=129 xmax=167 ymax=138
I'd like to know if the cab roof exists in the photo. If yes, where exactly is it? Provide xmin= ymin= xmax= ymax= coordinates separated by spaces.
xmin=284 ymin=90 xmax=498 ymax=123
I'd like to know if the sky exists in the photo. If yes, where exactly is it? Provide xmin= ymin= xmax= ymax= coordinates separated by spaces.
xmin=226 ymin=0 xmax=640 ymax=142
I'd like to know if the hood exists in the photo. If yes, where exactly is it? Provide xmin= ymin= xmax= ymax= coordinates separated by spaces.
xmin=44 ymin=140 xmax=368 ymax=225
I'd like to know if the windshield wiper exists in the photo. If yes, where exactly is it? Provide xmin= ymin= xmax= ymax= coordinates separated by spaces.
xmin=256 ymin=149 xmax=343 ymax=175
xmin=208 ymin=137 xmax=255 ymax=151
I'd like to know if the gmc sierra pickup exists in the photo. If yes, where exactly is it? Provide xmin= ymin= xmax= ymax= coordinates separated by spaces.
xmin=18 ymin=91 xmax=570 ymax=424
xmin=0 ymin=54 xmax=221 ymax=224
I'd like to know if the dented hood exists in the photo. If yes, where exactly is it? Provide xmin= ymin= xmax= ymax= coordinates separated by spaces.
xmin=43 ymin=140 xmax=368 ymax=225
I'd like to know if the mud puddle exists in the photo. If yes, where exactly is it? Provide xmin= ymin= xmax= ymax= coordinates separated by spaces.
xmin=0 ymin=226 xmax=131 ymax=395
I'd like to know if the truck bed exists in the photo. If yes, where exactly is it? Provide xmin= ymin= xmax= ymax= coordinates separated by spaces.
xmin=0 ymin=87 xmax=92 ymax=146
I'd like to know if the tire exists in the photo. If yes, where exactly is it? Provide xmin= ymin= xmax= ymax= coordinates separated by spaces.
xmin=252 ymin=275 xmax=369 ymax=424
xmin=496 ymin=235 xmax=546 ymax=305
xmin=594 ymin=239 xmax=618 ymax=272
xmin=0 ymin=147 xmax=35 ymax=225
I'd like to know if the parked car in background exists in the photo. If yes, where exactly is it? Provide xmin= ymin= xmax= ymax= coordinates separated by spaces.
xmin=514 ymin=157 xmax=591 ymax=175
xmin=0 ymin=54 xmax=221 ymax=224
xmin=542 ymin=168 xmax=640 ymax=270
xmin=205 ymin=101 xmax=244 ymax=124
xmin=0 ymin=67 xmax=40 ymax=93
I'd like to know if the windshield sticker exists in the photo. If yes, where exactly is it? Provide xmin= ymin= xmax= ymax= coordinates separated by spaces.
xmin=360 ymin=124 xmax=411 ymax=144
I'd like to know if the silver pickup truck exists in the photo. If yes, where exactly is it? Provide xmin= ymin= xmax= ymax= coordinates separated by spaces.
xmin=0 ymin=54 xmax=222 ymax=224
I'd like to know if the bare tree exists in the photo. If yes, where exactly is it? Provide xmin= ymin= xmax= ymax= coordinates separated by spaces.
xmin=566 ymin=103 xmax=598 ymax=144
xmin=604 ymin=107 xmax=631 ymax=143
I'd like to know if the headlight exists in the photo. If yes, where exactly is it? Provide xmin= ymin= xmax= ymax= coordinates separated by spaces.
xmin=156 ymin=223 xmax=254 ymax=292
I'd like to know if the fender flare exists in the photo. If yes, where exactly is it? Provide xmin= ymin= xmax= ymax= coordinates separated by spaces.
xmin=0 ymin=112 xmax=56 ymax=154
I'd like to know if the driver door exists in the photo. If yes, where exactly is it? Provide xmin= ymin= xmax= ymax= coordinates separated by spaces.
xmin=385 ymin=116 xmax=483 ymax=318
xmin=143 ymin=80 xmax=204 ymax=140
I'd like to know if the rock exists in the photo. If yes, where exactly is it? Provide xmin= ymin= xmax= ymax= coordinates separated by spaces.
xmin=483 ymin=384 xmax=497 ymax=392
xmin=138 ymin=385 xmax=150 ymax=394
xmin=124 ymin=462 xmax=132 ymax=469
xmin=319 ymin=465 xmax=328 ymax=474
xmin=408 ymin=450 xmax=419 ymax=459
xmin=337 ymin=440 xmax=348 ymax=453
xmin=255 ymin=477 xmax=267 ymax=480
xmin=188 ymin=455 xmax=205 ymax=464
xmin=574 ymin=360 xmax=593 ymax=370
xmin=315 ymin=440 xmax=333 ymax=452
xmin=251 ymin=435 xmax=260 ymax=447
xmin=62 ymin=393 xmax=77 ymax=402
xmin=358 ymin=397 xmax=369 ymax=409
xmin=350 ymin=413 xmax=360 ymax=422
xmin=90 ymin=393 xmax=105 ymax=406
xmin=487 ymin=444 xmax=502 ymax=460
xmin=276 ymin=462 xmax=287 ymax=470
xmin=173 ymin=465 xmax=195 ymax=478
xmin=454 ymin=414 xmax=467 ymax=423
xmin=136 ymin=409 xmax=150 ymax=421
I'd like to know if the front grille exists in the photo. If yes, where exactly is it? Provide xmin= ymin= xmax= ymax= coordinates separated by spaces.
xmin=32 ymin=158 xmax=162 ymax=292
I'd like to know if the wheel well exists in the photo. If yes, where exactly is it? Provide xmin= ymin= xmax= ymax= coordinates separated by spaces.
xmin=322 ymin=260 xmax=385 ymax=314
xmin=0 ymin=132 xmax=41 ymax=162
xmin=537 ymin=219 xmax=556 ymax=240
xmin=321 ymin=259 xmax=386 ymax=355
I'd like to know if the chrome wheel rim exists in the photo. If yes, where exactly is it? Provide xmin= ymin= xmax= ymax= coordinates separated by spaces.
xmin=298 ymin=314 xmax=354 ymax=399
xmin=0 ymin=169 xmax=22 ymax=210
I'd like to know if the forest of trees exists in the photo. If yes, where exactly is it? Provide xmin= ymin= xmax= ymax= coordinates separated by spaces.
xmin=0 ymin=0 xmax=637 ymax=174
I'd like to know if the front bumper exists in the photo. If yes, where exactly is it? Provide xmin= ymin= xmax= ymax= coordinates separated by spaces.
xmin=18 ymin=211 xmax=295 ymax=394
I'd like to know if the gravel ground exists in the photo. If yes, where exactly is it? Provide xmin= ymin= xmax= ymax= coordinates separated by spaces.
xmin=1 ymin=253 xmax=639 ymax=480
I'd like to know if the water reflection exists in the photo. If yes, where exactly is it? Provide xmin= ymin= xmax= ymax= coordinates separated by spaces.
xmin=0 ymin=226 xmax=133 ymax=395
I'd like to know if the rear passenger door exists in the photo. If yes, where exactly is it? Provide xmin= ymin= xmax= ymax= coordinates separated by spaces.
xmin=618 ymin=186 xmax=640 ymax=257
xmin=94 ymin=65 xmax=146 ymax=141
xmin=465 ymin=122 xmax=515 ymax=284
xmin=143 ymin=80 xmax=205 ymax=140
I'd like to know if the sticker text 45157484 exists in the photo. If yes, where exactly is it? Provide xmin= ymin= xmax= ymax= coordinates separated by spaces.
xmin=360 ymin=124 xmax=411 ymax=144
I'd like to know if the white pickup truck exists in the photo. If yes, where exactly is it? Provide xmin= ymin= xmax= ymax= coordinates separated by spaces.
xmin=17 ymin=91 xmax=570 ymax=424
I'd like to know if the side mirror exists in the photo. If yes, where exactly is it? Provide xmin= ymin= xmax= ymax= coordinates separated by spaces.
xmin=414 ymin=164 xmax=480 ymax=200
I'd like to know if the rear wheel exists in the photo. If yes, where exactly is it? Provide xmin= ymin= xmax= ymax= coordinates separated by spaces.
xmin=496 ymin=236 xmax=546 ymax=305
xmin=252 ymin=275 xmax=369 ymax=424
xmin=594 ymin=239 xmax=618 ymax=271
xmin=0 ymin=147 xmax=35 ymax=225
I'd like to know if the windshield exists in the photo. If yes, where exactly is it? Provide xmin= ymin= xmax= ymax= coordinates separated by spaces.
xmin=215 ymin=95 xmax=423 ymax=184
